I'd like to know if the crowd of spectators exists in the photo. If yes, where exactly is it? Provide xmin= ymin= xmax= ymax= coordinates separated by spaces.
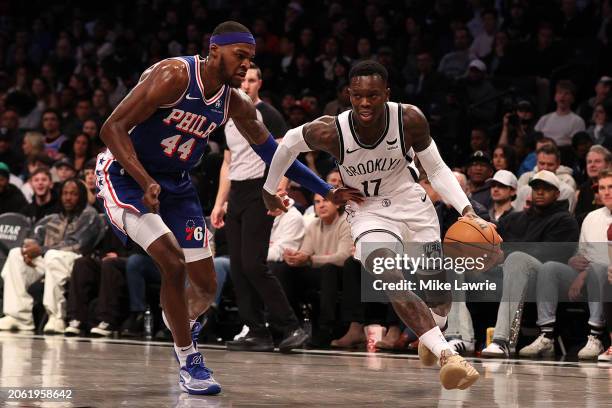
xmin=1 ymin=0 xmax=612 ymax=360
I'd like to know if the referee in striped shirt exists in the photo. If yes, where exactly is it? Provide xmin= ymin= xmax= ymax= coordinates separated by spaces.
xmin=211 ymin=63 xmax=308 ymax=352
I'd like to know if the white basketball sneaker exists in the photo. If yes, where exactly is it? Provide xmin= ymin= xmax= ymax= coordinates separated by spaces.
xmin=518 ymin=334 xmax=554 ymax=358
xmin=0 ymin=315 xmax=34 ymax=331
xmin=578 ymin=335 xmax=604 ymax=360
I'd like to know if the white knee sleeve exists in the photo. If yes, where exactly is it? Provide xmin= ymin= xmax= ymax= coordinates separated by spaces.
xmin=354 ymin=230 xmax=404 ymax=264
xmin=123 ymin=212 xmax=172 ymax=250
xmin=183 ymin=246 xmax=212 ymax=263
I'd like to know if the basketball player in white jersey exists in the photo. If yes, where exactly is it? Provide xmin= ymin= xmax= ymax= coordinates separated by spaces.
xmin=262 ymin=61 xmax=489 ymax=390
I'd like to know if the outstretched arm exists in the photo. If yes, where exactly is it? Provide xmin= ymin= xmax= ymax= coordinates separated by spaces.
xmin=402 ymin=104 xmax=473 ymax=216
xmin=100 ymin=59 xmax=188 ymax=213
xmin=262 ymin=117 xmax=339 ymax=195
xmin=263 ymin=117 xmax=362 ymax=212
xmin=228 ymin=89 xmax=332 ymax=198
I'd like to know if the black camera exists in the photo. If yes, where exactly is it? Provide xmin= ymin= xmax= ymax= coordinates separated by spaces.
xmin=507 ymin=113 xmax=519 ymax=126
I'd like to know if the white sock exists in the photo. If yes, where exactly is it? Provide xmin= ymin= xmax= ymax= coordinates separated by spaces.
xmin=430 ymin=309 xmax=448 ymax=332
xmin=419 ymin=326 xmax=454 ymax=358
xmin=174 ymin=343 xmax=196 ymax=367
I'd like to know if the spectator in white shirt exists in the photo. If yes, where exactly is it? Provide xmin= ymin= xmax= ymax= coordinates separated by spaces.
xmin=534 ymin=80 xmax=585 ymax=148
xmin=470 ymin=8 xmax=498 ymax=59
xmin=267 ymin=198 xmax=305 ymax=263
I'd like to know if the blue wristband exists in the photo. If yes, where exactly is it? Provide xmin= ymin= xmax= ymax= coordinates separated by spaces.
xmin=251 ymin=135 xmax=333 ymax=197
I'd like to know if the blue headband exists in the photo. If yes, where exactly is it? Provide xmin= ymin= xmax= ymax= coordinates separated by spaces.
xmin=210 ymin=32 xmax=255 ymax=46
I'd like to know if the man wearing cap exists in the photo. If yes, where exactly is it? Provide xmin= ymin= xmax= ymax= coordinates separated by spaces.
xmin=0 ymin=162 xmax=27 ymax=215
xmin=463 ymin=59 xmax=497 ymax=124
xmin=54 ymin=158 xmax=76 ymax=182
xmin=52 ymin=158 xmax=76 ymax=198
xmin=466 ymin=150 xmax=494 ymax=208
xmin=482 ymin=170 xmax=579 ymax=358
xmin=518 ymin=168 xmax=612 ymax=360
xmin=488 ymin=169 xmax=517 ymax=222
xmin=578 ymin=76 xmax=612 ymax=125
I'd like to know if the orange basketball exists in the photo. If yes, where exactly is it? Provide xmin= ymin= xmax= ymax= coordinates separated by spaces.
xmin=443 ymin=218 xmax=501 ymax=271
xmin=444 ymin=218 xmax=501 ymax=245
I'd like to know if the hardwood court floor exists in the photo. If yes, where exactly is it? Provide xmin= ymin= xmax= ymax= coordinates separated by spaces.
xmin=0 ymin=332 xmax=611 ymax=407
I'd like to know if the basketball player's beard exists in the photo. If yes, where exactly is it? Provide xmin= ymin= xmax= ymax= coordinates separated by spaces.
xmin=219 ymin=56 xmax=240 ymax=87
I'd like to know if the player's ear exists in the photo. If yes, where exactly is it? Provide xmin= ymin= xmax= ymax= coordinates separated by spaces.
xmin=209 ymin=44 xmax=220 ymax=59
xmin=385 ymin=87 xmax=390 ymax=101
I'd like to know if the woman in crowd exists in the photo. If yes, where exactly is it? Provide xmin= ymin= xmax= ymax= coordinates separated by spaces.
xmin=492 ymin=144 xmax=518 ymax=174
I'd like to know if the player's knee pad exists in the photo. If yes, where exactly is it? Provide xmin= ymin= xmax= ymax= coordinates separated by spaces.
xmin=123 ymin=212 xmax=172 ymax=251
xmin=355 ymin=230 xmax=404 ymax=274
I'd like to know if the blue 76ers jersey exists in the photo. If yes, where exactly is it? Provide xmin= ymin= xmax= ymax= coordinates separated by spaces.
xmin=129 ymin=55 xmax=230 ymax=173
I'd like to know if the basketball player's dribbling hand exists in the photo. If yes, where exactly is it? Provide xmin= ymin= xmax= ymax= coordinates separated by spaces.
xmin=459 ymin=210 xmax=504 ymax=268
xmin=143 ymin=183 xmax=161 ymax=213
xmin=459 ymin=211 xmax=501 ymax=241
xmin=325 ymin=186 xmax=364 ymax=206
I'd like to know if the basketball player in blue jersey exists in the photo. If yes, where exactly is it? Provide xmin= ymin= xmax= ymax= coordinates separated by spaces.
xmin=263 ymin=61 xmax=501 ymax=390
xmin=96 ymin=21 xmax=361 ymax=395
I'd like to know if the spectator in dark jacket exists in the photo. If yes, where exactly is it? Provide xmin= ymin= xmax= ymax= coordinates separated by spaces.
xmin=482 ymin=170 xmax=580 ymax=358
xmin=0 ymin=162 xmax=27 ymax=215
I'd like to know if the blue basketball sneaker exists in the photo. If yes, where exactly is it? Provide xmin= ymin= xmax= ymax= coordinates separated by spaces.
xmin=179 ymin=352 xmax=221 ymax=395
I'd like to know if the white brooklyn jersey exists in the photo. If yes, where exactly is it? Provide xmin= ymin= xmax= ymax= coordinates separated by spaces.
xmin=336 ymin=102 xmax=441 ymax=257
xmin=336 ymin=102 xmax=422 ymax=217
